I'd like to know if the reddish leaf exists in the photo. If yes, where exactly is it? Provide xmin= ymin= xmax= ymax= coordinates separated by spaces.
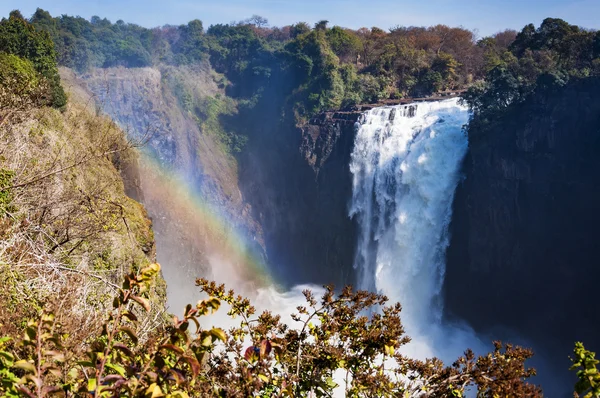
xmin=113 ymin=343 xmax=134 ymax=358
xmin=260 ymin=340 xmax=272 ymax=358
xmin=180 ymin=355 xmax=201 ymax=377
xmin=119 ymin=326 xmax=138 ymax=344
xmin=130 ymin=295 xmax=151 ymax=312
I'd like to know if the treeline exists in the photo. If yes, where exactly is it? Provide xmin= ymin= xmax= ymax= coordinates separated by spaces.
xmin=463 ymin=18 xmax=600 ymax=141
xmin=25 ymin=8 xmax=517 ymax=119
xmin=15 ymin=9 xmax=600 ymax=122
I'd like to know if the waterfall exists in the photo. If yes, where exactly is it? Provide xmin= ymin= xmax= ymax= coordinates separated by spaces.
xmin=349 ymin=98 xmax=470 ymax=358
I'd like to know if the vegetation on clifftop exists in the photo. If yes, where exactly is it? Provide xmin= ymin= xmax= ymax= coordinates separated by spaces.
xmin=26 ymin=8 xmax=513 ymax=121
xmin=462 ymin=18 xmax=600 ymax=143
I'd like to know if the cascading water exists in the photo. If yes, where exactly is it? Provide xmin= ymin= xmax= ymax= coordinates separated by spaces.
xmin=349 ymin=98 xmax=473 ymax=359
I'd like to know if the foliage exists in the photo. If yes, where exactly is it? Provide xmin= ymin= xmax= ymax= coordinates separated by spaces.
xmin=0 ymin=11 xmax=65 ymax=109
xmin=0 ymin=264 xmax=549 ymax=397
xmin=0 ymin=54 xmax=50 ymax=110
xmin=463 ymin=18 xmax=600 ymax=143
xmin=0 ymin=168 xmax=15 ymax=215
xmin=571 ymin=342 xmax=600 ymax=398
xmin=24 ymin=8 xmax=492 ymax=121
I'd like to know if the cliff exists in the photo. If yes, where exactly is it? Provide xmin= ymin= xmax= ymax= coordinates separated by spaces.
xmin=74 ymin=65 xmax=270 ymax=308
xmin=236 ymin=105 xmax=361 ymax=287
xmin=445 ymin=78 xmax=600 ymax=388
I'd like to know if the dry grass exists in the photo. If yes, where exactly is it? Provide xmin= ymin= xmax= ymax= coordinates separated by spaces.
xmin=0 ymin=77 xmax=167 ymax=349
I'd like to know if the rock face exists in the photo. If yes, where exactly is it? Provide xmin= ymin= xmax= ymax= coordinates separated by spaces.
xmin=445 ymin=78 xmax=600 ymax=388
xmin=238 ymin=108 xmax=361 ymax=287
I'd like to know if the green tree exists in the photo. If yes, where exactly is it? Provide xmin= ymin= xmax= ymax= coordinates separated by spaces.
xmin=0 ymin=10 xmax=66 ymax=108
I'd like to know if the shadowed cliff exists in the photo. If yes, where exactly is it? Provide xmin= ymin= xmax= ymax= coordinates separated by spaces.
xmin=445 ymin=78 xmax=600 ymax=393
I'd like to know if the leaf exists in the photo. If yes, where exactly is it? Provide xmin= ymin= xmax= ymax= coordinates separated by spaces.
xmin=258 ymin=374 xmax=269 ymax=382
xmin=244 ymin=346 xmax=258 ymax=362
xmin=140 ymin=263 xmax=161 ymax=280
xmin=122 ymin=311 xmax=138 ymax=322
xmin=260 ymin=340 xmax=272 ymax=358
xmin=106 ymin=362 xmax=127 ymax=377
xmin=210 ymin=328 xmax=227 ymax=342
xmin=159 ymin=344 xmax=184 ymax=354
xmin=102 ymin=374 xmax=125 ymax=384
xmin=168 ymin=369 xmax=186 ymax=385
xmin=113 ymin=343 xmax=134 ymax=358
xmin=24 ymin=327 xmax=36 ymax=342
xmin=385 ymin=345 xmax=395 ymax=356
xmin=200 ymin=332 xmax=212 ymax=348
xmin=45 ymin=367 xmax=62 ymax=377
xmin=145 ymin=383 xmax=165 ymax=398
xmin=158 ymin=344 xmax=184 ymax=354
xmin=77 ymin=360 xmax=95 ymax=368
xmin=42 ymin=386 xmax=62 ymax=395
xmin=131 ymin=295 xmax=151 ymax=312
xmin=0 ymin=350 xmax=14 ymax=362
xmin=119 ymin=326 xmax=139 ymax=344
xmin=14 ymin=360 xmax=36 ymax=374
xmin=180 ymin=356 xmax=201 ymax=377
xmin=23 ymin=374 xmax=42 ymax=389
xmin=44 ymin=350 xmax=65 ymax=363
xmin=169 ymin=392 xmax=190 ymax=398
xmin=87 ymin=378 xmax=97 ymax=392
xmin=326 ymin=377 xmax=338 ymax=389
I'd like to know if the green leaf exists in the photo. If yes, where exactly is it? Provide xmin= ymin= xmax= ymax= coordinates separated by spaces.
xmin=106 ymin=363 xmax=126 ymax=377
xmin=0 ymin=351 xmax=14 ymax=362
xmin=87 ymin=378 xmax=97 ymax=392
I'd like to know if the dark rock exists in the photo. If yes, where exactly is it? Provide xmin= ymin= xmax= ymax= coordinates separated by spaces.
xmin=445 ymin=78 xmax=600 ymax=392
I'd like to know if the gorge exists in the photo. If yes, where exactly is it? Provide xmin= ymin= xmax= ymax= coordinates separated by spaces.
xmin=2 ymin=9 xmax=600 ymax=396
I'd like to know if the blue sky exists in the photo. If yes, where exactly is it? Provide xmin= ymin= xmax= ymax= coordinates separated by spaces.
xmin=0 ymin=0 xmax=598 ymax=37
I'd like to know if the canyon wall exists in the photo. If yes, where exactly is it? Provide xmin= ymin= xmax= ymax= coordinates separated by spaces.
xmin=445 ymin=78 xmax=600 ymax=387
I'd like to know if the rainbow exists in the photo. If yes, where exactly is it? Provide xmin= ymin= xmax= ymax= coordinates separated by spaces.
xmin=135 ymin=150 xmax=276 ymax=296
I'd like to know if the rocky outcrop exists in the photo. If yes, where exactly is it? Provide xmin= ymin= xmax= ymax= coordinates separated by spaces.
xmin=445 ymin=78 xmax=600 ymax=390
xmin=237 ymin=105 xmax=360 ymax=287
xmin=300 ymin=110 xmax=361 ymax=173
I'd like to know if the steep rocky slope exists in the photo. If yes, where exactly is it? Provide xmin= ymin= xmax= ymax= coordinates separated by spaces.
xmin=0 ymin=68 xmax=165 ymax=343
xmin=72 ymin=65 xmax=271 ymax=309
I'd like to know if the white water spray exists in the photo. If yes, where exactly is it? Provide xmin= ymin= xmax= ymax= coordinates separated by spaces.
xmin=350 ymin=98 xmax=479 ymax=360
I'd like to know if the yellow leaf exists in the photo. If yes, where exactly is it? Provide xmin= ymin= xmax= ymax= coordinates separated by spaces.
xmin=146 ymin=383 xmax=165 ymax=398
xmin=14 ymin=360 xmax=36 ymax=374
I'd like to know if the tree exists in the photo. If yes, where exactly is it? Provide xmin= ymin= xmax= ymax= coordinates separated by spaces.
xmin=326 ymin=26 xmax=363 ymax=62
xmin=245 ymin=14 xmax=268 ymax=28
xmin=315 ymin=20 xmax=329 ymax=31
xmin=0 ymin=10 xmax=66 ymax=108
